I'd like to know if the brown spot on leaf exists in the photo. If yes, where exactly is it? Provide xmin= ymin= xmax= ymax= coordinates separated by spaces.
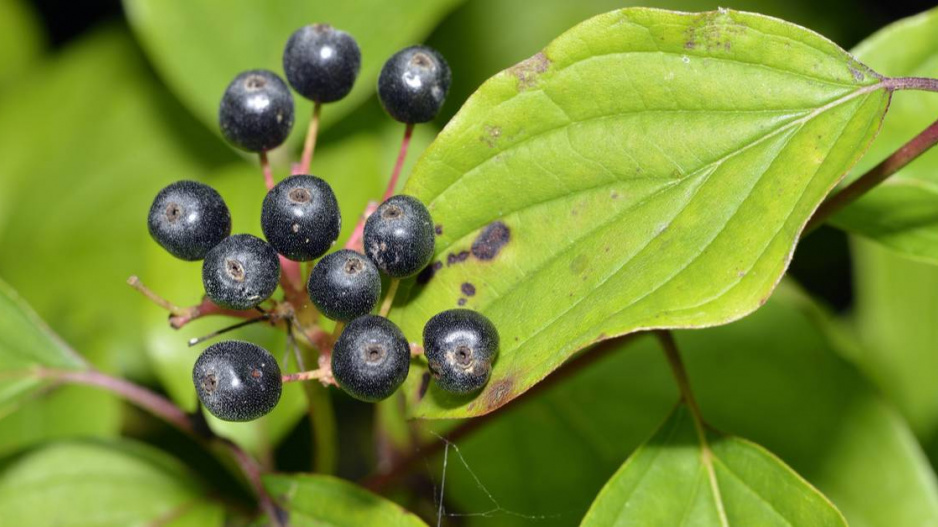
xmin=484 ymin=378 xmax=514 ymax=412
xmin=435 ymin=224 xmax=443 ymax=235
xmin=481 ymin=125 xmax=502 ymax=148
xmin=471 ymin=222 xmax=510 ymax=261
xmin=509 ymin=52 xmax=551 ymax=91
xmin=461 ymin=283 xmax=476 ymax=296
xmin=446 ymin=251 xmax=470 ymax=266
xmin=457 ymin=298 xmax=467 ymax=306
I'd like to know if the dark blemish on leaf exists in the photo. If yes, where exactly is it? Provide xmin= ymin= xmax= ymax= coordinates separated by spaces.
xmin=484 ymin=378 xmax=514 ymax=412
xmin=418 ymin=372 xmax=431 ymax=400
xmin=415 ymin=261 xmax=442 ymax=285
xmin=457 ymin=298 xmax=467 ymax=306
xmin=471 ymin=221 xmax=510 ymax=261
xmin=446 ymin=251 xmax=469 ymax=266
xmin=481 ymin=125 xmax=502 ymax=148
xmin=509 ymin=52 xmax=551 ymax=91
xmin=604 ymin=246 xmax=611 ymax=253
xmin=461 ymin=283 xmax=476 ymax=296
xmin=595 ymin=333 xmax=607 ymax=343
xmin=610 ymin=191 xmax=620 ymax=200
xmin=435 ymin=224 xmax=443 ymax=235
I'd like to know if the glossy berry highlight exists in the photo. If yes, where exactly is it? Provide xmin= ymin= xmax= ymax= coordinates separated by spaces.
xmin=283 ymin=24 xmax=361 ymax=103
xmin=377 ymin=45 xmax=451 ymax=123
xmin=364 ymin=195 xmax=435 ymax=278
xmin=193 ymin=340 xmax=282 ymax=422
xmin=147 ymin=181 xmax=231 ymax=261
xmin=308 ymin=250 xmax=380 ymax=321
xmin=218 ymin=69 xmax=295 ymax=152
xmin=423 ymin=309 xmax=499 ymax=394
xmin=261 ymin=175 xmax=341 ymax=261
xmin=202 ymin=234 xmax=281 ymax=310
xmin=332 ymin=315 xmax=410 ymax=402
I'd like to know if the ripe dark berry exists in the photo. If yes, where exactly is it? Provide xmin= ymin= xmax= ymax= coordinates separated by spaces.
xmin=147 ymin=181 xmax=231 ymax=261
xmin=193 ymin=340 xmax=282 ymax=422
xmin=308 ymin=250 xmax=380 ymax=321
xmin=283 ymin=24 xmax=361 ymax=103
xmin=261 ymin=175 xmax=341 ymax=261
xmin=364 ymin=195 xmax=435 ymax=278
xmin=202 ymin=234 xmax=281 ymax=310
xmin=332 ymin=315 xmax=410 ymax=402
xmin=218 ymin=70 xmax=294 ymax=152
xmin=377 ymin=45 xmax=451 ymax=123
xmin=423 ymin=309 xmax=499 ymax=394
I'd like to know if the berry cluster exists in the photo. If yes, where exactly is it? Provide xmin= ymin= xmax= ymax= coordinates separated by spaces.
xmin=139 ymin=24 xmax=498 ymax=422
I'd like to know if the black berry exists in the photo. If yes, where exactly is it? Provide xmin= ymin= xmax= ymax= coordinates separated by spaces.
xmin=332 ymin=315 xmax=410 ymax=402
xmin=377 ymin=45 xmax=451 ymax=123
xmin=364 ymin=195 xmax=435 ymax=278
xmin=261 ymin=175 xmax=341 ymax=261
xmin=308 ymin=250 xmax=380 ymax=321
xmin=283 ymin=24 xmax=361 ymax=103
xmin=202 ymin=234 xmax=281 ymax=310
xmin=193 ymin=340 xmax=282 ymax=422
xmin=423 ymin=309 xmax=499 ymax=394
xmin=219 ymin=70 xmax=294 ymax=152
xmin=147 ymin=181 xmax=231 ymax=261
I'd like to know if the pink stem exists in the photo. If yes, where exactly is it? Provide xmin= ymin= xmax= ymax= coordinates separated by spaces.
xmin=170 ymin=297 xmax=258 ymax=329
xmin=298 ymin=103 xmax=322 ymax=175
xmin=344 ymin=201 xmax=378 ymax=252
xmin=259 ymin=151 xmax=275 ymax=191
xmin=382 ymin=124 xmax=415 ymax=201
xmin=279 ymin=255 xmax=303 ymax=294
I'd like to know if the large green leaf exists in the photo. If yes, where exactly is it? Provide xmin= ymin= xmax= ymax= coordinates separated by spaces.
xmin=430 ymin=282 xmax=938 ymax=526
xmin=122 ymin=0 xmax=463 ymax=147
xmin=830 ymin=7 xmax=938 ymax=263
xmin=581 ymin=404 xmax=845 ymax=526
xmin=395 ymin=8 xmax=890 ymax=418
xmin=264 ymin=473 xmax=427 ymax=526
xmin=0 ymin=440 xmax=224 ymax=527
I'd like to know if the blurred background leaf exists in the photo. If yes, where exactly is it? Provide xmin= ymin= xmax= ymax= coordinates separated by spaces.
xmin=121 ymin=0 xmax=463 ymax=150
xmin=265 ymin=473 xmax=428 ymax=526
xmin=0 ymin=0 xmax=45 ymax=89
xmin=0 ymin=440 xmax=225 ymax=526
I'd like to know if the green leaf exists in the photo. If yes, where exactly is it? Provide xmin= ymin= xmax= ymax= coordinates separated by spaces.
xmin=0 ymin=277 xmax=123 ymax=458
xmin=0 ymin=277 xmax=84 ymax=411
xmin=850 ymin=236 xmax=938 ymax=438
xmin=830 ymin=7 xmax=938 ymax=263
xmin=432 ymin=281 xmax=938 ymax=526
xmin=264 ymin=473 xmax=427 ymax=526
xmin=581 ymin=404 xmax=845 ymax=526
xmin=396 ymin=7 xmax=890 ymax=418
xmin=0 ymin=440 xmax=224 ymax=527
xmin=122 ymin=0 xmax=463 ymax=146
xmin=0 ymin=0 xmax=44 ymax=88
